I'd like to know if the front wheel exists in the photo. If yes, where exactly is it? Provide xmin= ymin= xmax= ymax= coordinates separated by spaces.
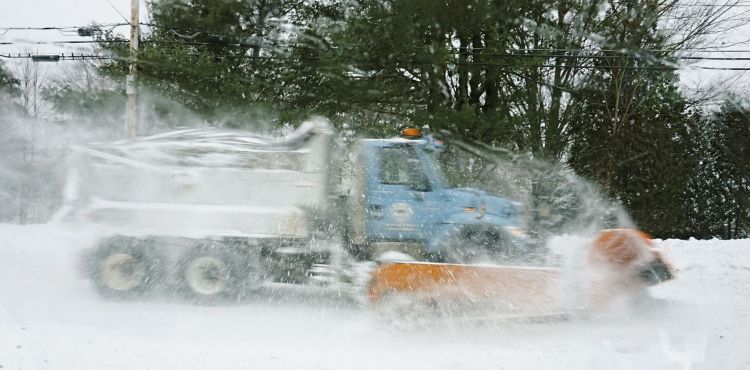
xmin=436 ymin=225 xmax=520 ymax=264
xmin=179 ymin=242 xmax=263 ymax=303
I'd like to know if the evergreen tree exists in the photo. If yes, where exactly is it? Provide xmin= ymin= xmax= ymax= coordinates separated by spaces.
xmin=688 ymin=101 xmax=750 ymax=239
xmin=568 ymin=77 xmax=698 ymax=238
xmin=97 ymin=0 xmax=342 ymax=127
xmin=562 ymin=0 xmax=698 ymax=238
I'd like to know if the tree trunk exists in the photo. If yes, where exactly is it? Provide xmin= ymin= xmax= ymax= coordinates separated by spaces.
xmin=468 ymin=32 xmax=483 ymax=108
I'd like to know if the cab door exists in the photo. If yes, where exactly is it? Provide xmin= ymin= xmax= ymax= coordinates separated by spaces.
xmin=364 ymin=143 xmax=442 ymax=242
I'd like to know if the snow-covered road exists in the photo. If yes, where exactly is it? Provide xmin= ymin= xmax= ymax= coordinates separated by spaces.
xmin=1 ymin=223 xmax=748 ymax=370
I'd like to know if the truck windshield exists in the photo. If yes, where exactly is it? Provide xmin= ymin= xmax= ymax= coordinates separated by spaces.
xmin=433 ymin=141 xmax=528 ymax=202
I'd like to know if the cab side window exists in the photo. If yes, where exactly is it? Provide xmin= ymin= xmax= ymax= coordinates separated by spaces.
xmin=378 ymin=146 xmax=431 ymax=191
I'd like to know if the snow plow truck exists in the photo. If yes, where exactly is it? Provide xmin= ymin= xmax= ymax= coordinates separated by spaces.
xmin=58 ymin=118 xmax=673 ymax=317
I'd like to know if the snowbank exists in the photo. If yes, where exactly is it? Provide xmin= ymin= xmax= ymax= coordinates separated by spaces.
xmin=0 ymin=224 xmax=748 ymax=370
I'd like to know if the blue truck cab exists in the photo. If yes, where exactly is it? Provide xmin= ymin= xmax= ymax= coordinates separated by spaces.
xmin=346 ymin=130 xmax=527 ymax=262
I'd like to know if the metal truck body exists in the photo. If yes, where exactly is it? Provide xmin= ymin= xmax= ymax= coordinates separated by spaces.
xmin=62 ymin=120 xmax=334 ymax=241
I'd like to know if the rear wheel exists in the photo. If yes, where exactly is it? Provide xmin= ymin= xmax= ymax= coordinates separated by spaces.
xmin=179 ymin=242 xmax=263 ymax=303
xmin=90 ymin=237 xmax=162 ymax=298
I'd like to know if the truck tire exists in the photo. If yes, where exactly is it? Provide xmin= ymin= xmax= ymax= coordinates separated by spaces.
xmin=179 ymin=242 xmax=262 ymax=303
xmin=438 ymin=225 xmax=517 ymax=263
xmin=90 ymin=237 xmax=162 ymax=298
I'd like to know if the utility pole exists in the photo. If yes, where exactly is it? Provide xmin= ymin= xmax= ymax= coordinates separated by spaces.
xmin=125 ymin=0 xmax=139 ymax=138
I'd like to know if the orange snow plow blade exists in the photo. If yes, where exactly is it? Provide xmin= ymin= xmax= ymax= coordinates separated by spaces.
xmin=368 ymin=262 xmax=566 ymax=314
xmin=367 ymin=229 xmax=674 ymax=315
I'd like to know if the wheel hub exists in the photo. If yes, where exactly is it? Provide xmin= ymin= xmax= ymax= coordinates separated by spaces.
xmin=100 ymin=253 xmax=146 ymax=291
xmin=185 ymin=256 xmax=230 ymax=296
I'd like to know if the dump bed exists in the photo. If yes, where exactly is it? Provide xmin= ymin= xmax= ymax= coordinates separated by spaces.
xmin=60 ymin=119 xmax=333 ymax=238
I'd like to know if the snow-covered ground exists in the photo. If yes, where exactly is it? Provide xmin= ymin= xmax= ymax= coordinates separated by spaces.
xmin=1 ymin=223 xmax=748 ymax=370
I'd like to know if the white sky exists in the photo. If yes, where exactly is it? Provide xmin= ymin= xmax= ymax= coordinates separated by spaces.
xmin=0 ymin=0 xmax=148 ymax=54
xmin=1 ymin=0 xmax=749 ymax=103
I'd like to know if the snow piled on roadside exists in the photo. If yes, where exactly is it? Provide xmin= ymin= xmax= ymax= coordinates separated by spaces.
xmin=1 ymin=223 xmax=749 ymax=370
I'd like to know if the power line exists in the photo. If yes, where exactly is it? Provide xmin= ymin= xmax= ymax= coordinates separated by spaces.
xmin=0 ymin=23 xmax=128 ymax=31
xmin=104 ymin=0 xmax=132 ymax=25
xmin=4 ymin=52 xmax=750 ymax=70
xmin=452 ymin=52 xmax=750 ymax=61
xmin=449 ymin=46 xmax=750 ymax=53
xmin=7 ymin=36 xmax=750 ymax=57
xmin=0 ymin=0 xmax=745 ymax=39
xmin=451 ymin=61 xmax=750 ymax=70
xmin=4 ymin=21 xmax=750 ymax=56
xmin=612 ymin=0 xmax=750 ymax=8
xmin=0 ymin=53 xmax=112 ymax=60
xmin=0 ymin=40 xmax=125 ymax=45
xmin=0 ymin=23 xmax=129 ymax=36
xmin=0 ymin=38 xmax=254 ymax=47
xmin=8 ymin=42 xmax=750 ymax=63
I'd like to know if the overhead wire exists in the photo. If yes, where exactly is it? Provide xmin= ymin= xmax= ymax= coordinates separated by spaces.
xmin=6 ymin=39 xmax=750 ymax=68
xmin=0 ymin=23 xmax=129 ymax=36
xmin=103 ymin=0 xmax=132 ymax=25
xmin=0 ymin=53 xmax=112 ymax=60
xmin=0 ymin=0 xmax=746 ymax=35
xmin=3 ymin=52 xmax=750 ymax=70
xmin=7 ymin=36 xmax=750 ymax=55
xmin=0 ymin=39 xmax=125 ymax=45
xmin=7 ymin=25 xmax=750 ymax=55
xmin=611 ymin=0 xmax=750 ymax=8
xmin=3 ymin=9 xmax=750 ymax=70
